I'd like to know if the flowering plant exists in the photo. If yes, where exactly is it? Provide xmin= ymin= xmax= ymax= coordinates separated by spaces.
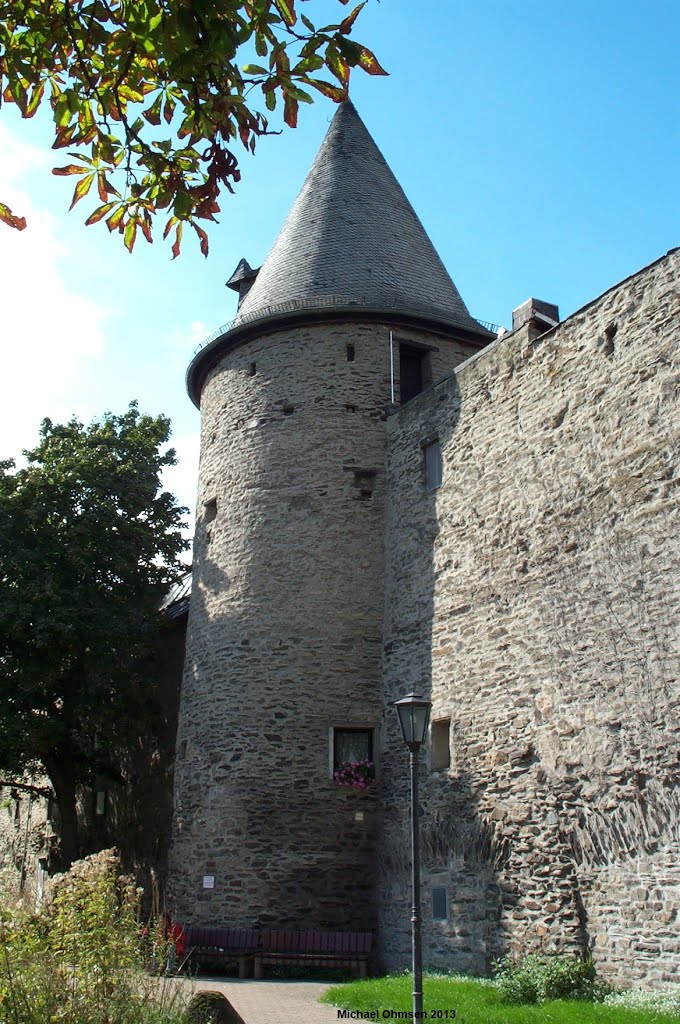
xmin=334 ymin=760 xmax=375 ymax=789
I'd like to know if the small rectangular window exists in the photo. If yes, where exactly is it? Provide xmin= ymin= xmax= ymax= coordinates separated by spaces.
xmin=331 ymin=727 xmax=375 ymax=787
xmin=346 ymin=343 xmax=355 ymax=362
xmin=95 ymin=790 xmax=107 ymax=817
xmin=424 ymin=441 xmax=443 ymax=491
xmin=431 ymin=718 xmax=451 ymax=770
xmin=432 ymin=886 xmax=448 ymax=921
xmin=333 ymin=728 xmax=373 ymax=770
xmin=399 ymin=344 xmax=426 ymax=402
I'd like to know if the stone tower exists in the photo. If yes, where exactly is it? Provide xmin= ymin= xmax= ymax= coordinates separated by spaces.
xmin=168 ymin=103 xmax=493 ymax=930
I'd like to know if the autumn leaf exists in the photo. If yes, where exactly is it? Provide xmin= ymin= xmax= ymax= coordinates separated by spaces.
xmin=325 ymin=44 xmax=350 ymax=86
xmin=356 ymin=45 xmax=388 ymax=76
xmin=140 ymin=215 xmax=153 ymax=244
xmin=193 ymin=222 xmax=209 ymax=257
xmin=52 ymin=164 xmax=88 ymax=176
xmin=339 ymin=2 xmax=367 ymax=34
xmin=0 ymin=202 xmax=27 ymax=231
xmin=273 ymin=0 xmax=296 ymax=27
xmin=308 ymin=79 xmax=348 ymax=102
xmin=105 ymin=206 xmax=125 ymax=232
xmin=283 ymin=93 xmax=298 ymax=128
xmin=85 ymin=201 xmax=118 ymax=226
xmin=25 ymin=81 xmax=46 ymax=118
xmin=143 ymin=93 xmax=163 ymax=126
xmin=123 ymin=217 xmax=138 ymax=253
xmin=163 ymin=94 xmax=176 ymax=124
xmin=69 ymin=172 xmax=96 ymax=210
xmin=171 ymin=222 xmax=183 ymax=259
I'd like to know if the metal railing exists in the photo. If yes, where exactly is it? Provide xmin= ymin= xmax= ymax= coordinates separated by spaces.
xmin=190 ymin=296 xmax=499 ymax=361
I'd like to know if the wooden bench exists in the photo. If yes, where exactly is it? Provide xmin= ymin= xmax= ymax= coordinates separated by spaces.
xmin=253 ymin=929 xmax=372 ymax=979
xmin=183 ymin=926 xmax=261 ymax=978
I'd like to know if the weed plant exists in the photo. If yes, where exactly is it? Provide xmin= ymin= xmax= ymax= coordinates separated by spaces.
xmin=0 ymin=849 xmax=194 ymax=1024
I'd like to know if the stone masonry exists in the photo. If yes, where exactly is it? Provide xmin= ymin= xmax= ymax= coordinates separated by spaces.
xmin=168 ymin=320 xmax=479 ymax=929
xmin=380 ymin=248 xmax=680 ymax=985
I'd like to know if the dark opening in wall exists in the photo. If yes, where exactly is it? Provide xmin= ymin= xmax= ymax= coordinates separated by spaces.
xmin=432 ymin=885 xmax=448 ymax=921
xmin=431 ymin=717 xmax=451 ymax=769
xmin=346 ymin=343 xmax=355 ymax=362
xmin=601 ymin=322 xmax=618 ymax=357
xmin=399 ymin=344 xmax=428 ymax=402
xmin=249 ymin=362 xmax=257 ymax=376
xmin=204 ymin=497 xmax=218 ymax=523
xmin=424 ymin=440 xmax=443 ymax=492
xmin=346 ymin=465 xmax=377 ymax=499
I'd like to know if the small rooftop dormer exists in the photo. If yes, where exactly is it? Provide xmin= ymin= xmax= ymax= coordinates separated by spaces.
xmin=226 ymin=258 xmax=259 ymax=308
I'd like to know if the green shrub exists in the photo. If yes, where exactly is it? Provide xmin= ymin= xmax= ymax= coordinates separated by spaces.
xmin=0 ymin=848 xmax=189 ymax=1024
xmin=494 ymin=951 xmax=605 ymax=1004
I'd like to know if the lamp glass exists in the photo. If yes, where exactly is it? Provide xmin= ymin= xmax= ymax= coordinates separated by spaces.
xmin=394 ymin=693 xmax=432 ymax=747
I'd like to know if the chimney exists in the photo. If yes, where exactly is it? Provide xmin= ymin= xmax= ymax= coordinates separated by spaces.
xmin=511 ymin=298 xmax=560 ymax=340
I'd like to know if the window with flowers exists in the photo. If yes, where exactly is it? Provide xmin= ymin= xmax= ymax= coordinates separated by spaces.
xmin=332 ymin=727 xmax=375 ymax=788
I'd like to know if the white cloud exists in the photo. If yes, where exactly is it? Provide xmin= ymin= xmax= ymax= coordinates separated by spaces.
xmin=0 ymin=125 xmax=110 ymax=457
xmin=162 ymin=429 xmax=200 ymax=550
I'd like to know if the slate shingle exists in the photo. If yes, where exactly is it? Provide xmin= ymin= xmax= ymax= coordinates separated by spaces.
xmin=234 ymin=102 xmax=487 ymax=337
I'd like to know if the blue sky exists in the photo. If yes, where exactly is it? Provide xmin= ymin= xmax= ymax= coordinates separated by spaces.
xmin=1 ymin=0 xmax=678 ymax=542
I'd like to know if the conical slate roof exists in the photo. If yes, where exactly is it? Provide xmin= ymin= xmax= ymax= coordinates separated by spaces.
xmin=235 ymin=102 xmax=483 ymax=333
xmin=187 ymin=102 xmax=492 ymax=403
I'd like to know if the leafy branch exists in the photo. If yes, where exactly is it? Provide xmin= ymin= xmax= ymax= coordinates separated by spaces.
xmin=0 ymin=0 xmax=387 ymax=256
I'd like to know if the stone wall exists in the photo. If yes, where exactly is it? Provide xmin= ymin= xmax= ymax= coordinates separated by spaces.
xmin=0 ymin=785 xmax=51 ymax=908
xmin=168 ymin=318 xmax=478 ymax=929
xmin=380 ymin=249 xmax=680 ymax=985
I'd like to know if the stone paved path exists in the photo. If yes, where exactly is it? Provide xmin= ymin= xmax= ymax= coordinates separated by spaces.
xmin=170 ymin=976 xmax=342 ymax=1024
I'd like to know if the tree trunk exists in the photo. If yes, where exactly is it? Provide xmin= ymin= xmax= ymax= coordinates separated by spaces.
xmin=43 ymin=753 xmax=80 ymax=870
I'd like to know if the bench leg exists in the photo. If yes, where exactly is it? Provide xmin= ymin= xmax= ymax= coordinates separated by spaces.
xmin=253 ymin=957 xmax=263 ymax=980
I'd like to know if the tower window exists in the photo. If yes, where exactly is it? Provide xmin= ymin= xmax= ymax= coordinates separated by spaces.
xmin=399 ymin=344 xmax=428 ymax=402
xmin=431 ymin=718 xmax=451 ymax=770
xmin=331 ymin=727 xmax=375 ymax=784
xmin=346 ymin=343 xmax=355 ymax=362
xmin=432 ymin=885 xmax=448 ymax=921
xmin=424 ymin=441 xmax=443 ymax=491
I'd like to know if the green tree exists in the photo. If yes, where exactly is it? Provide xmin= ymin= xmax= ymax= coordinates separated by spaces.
xmin=0 ymin=0 xmax=386 ymax=255
xmin=0 ymin=404 xmax=188 ymax=867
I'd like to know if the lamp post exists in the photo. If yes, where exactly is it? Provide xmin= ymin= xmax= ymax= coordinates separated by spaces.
xmin=394 ymin=693 xmax=432 ymax=1021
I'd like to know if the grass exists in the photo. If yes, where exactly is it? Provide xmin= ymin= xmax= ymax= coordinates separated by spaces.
xmin=320 ymin=974 xmax=680 ymax=1023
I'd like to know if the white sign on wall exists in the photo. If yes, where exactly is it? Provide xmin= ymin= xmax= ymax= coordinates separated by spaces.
xmin=202 ymin=875 xmax=215 ymax=889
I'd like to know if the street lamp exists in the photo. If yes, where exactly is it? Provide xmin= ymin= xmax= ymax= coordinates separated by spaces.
xmin=394 ymin=692 xmax=432 ymax=1020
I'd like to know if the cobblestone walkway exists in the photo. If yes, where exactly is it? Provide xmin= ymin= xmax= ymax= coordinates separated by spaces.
xmin=171 ymin=976 xmax=342 ymax=1024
